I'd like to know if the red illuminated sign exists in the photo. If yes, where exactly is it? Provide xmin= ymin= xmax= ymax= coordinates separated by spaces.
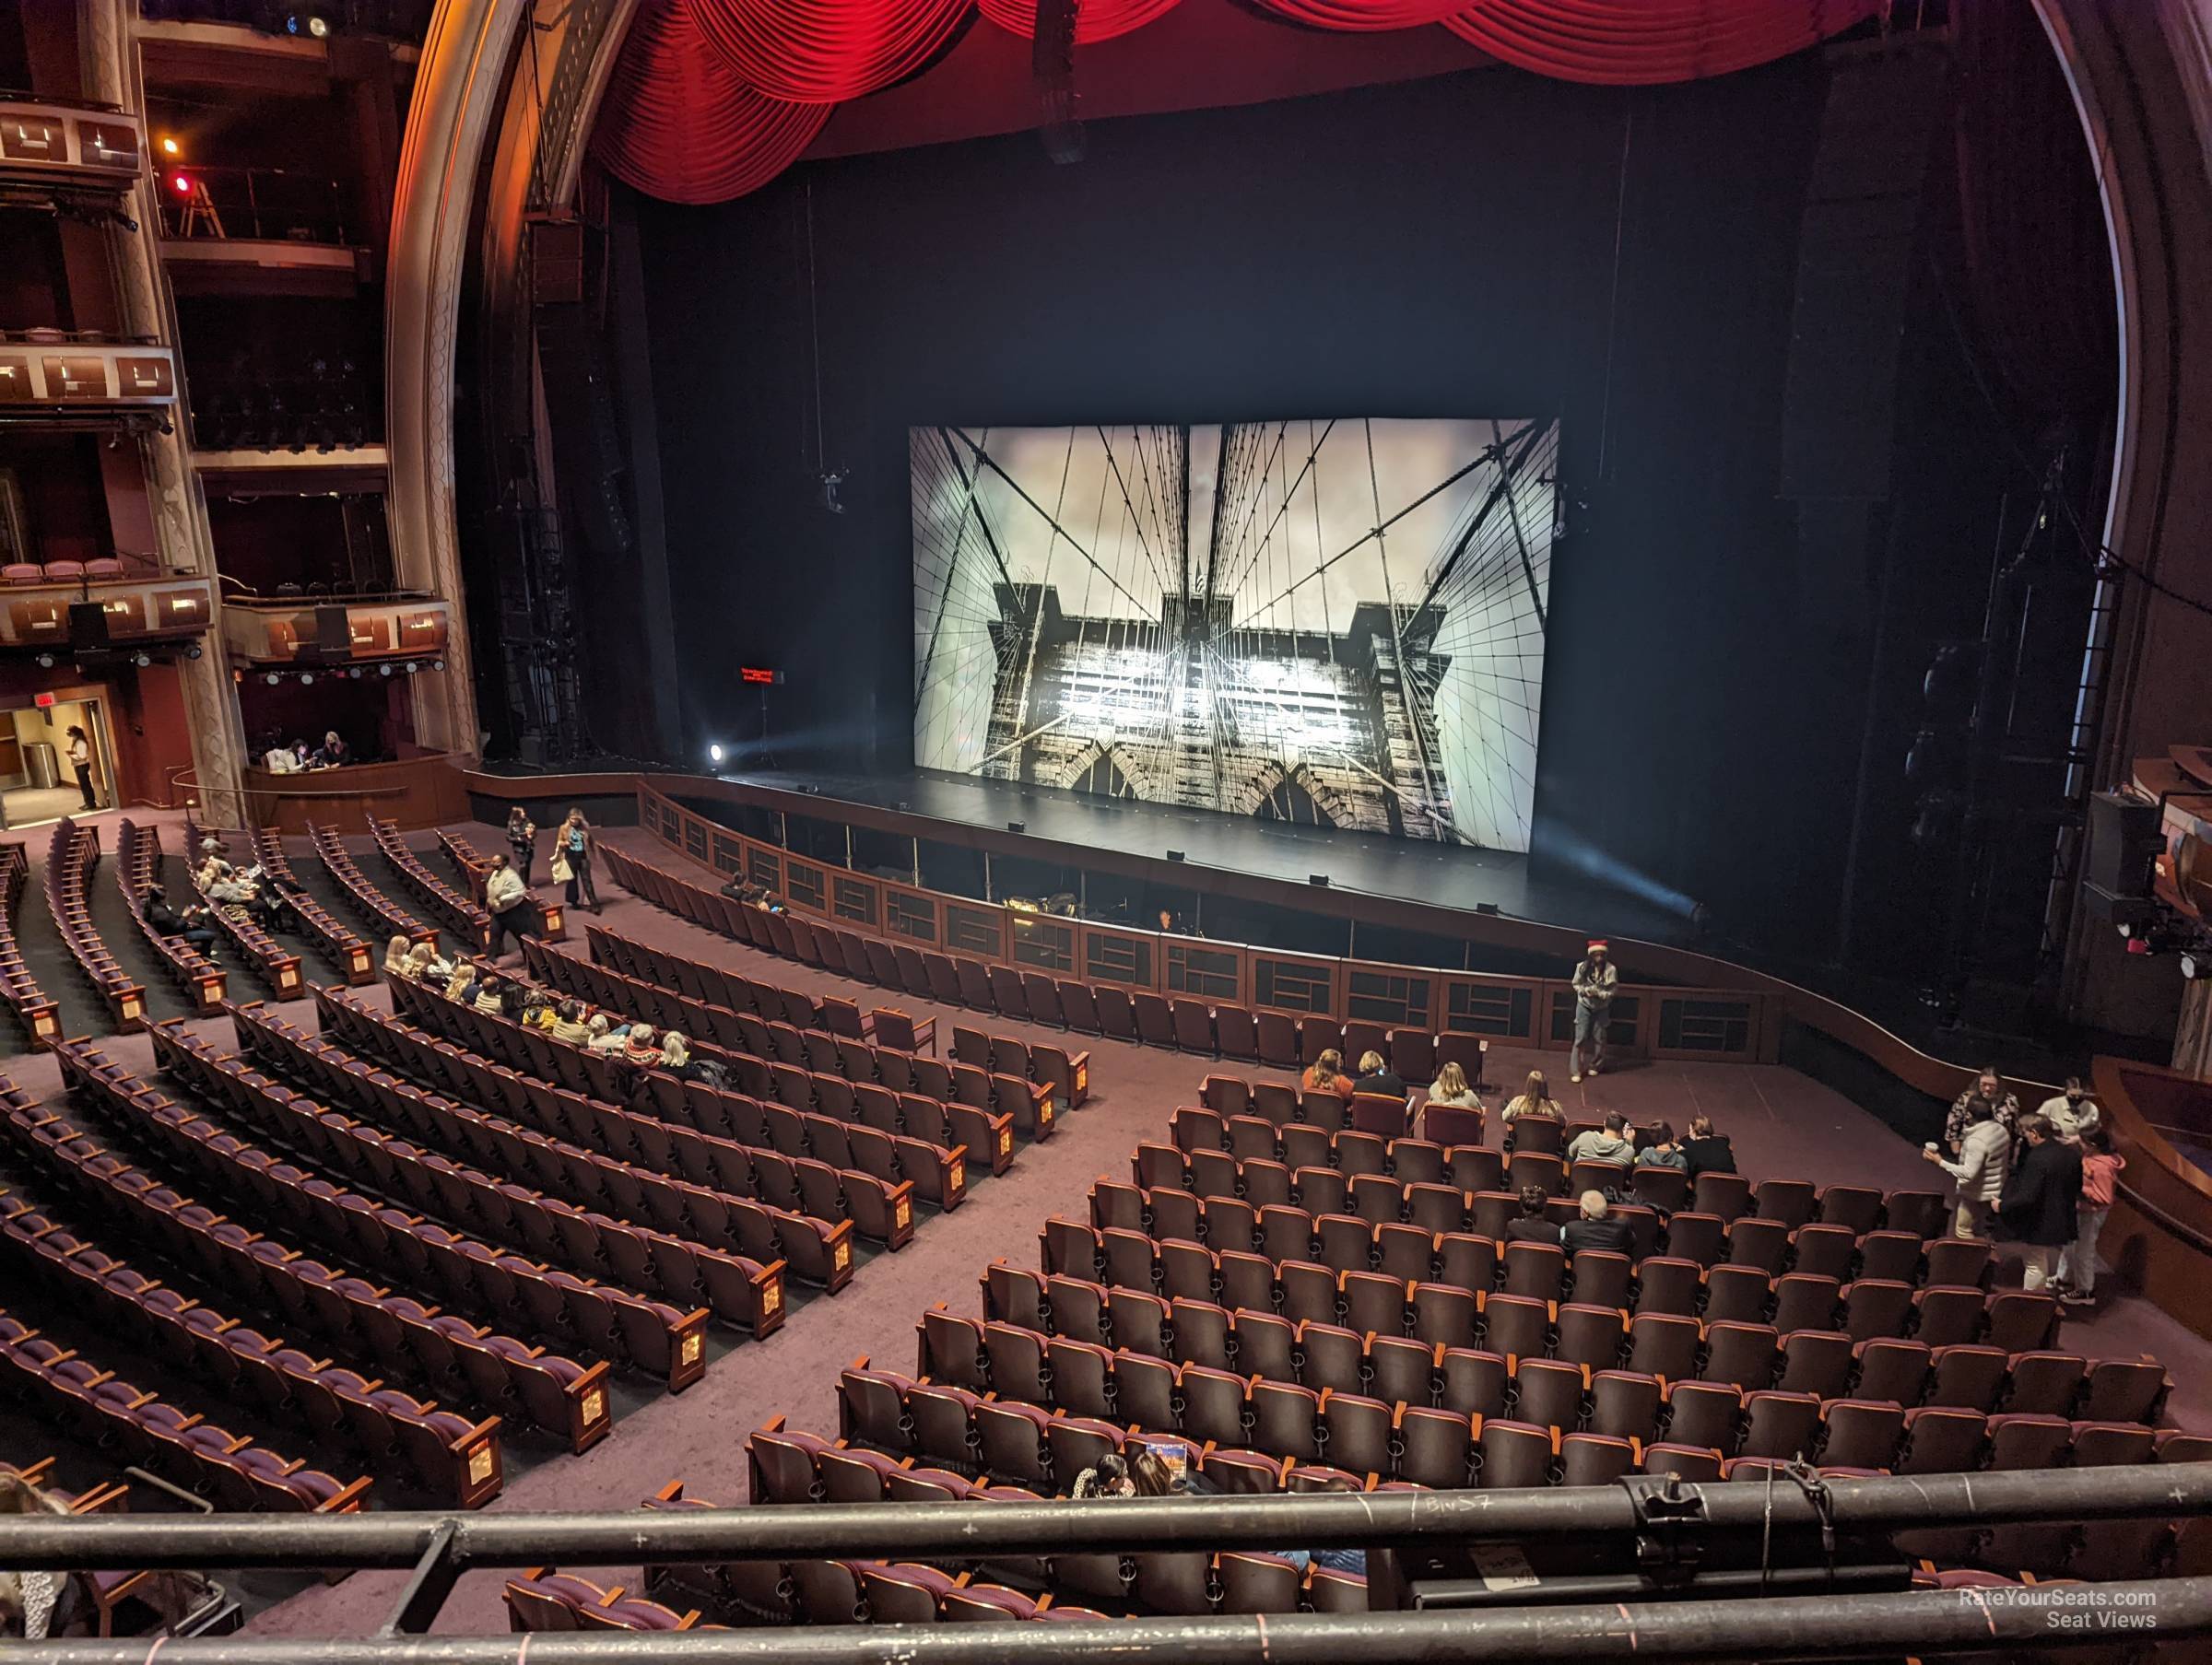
xmin=741 ymin=666 xmax=781 ymax=686
xmin=33 ymin=693 xmax=54 ymax=709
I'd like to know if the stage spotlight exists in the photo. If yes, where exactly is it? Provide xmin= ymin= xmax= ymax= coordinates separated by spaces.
xmin=2183 ymin=950 xmax=2205 ymax=980
xmin=265 ymin=672 xmax=279 ymax=685
xmin=133 ymin=652 xmax=150 ymax=667
xmin=380 ymin=664 xmax=393 ymax=676
xmin=709 ymin=743 xmax=725 ymax=765
xmin=170 ymin=171 xmax=194 ymax=196
xmin=160 ymin=136 xmax=180 ymax=157
xmin=300 ymin=672 xmax=313 ymax=685
xmin=431 ymin=659 xmax=445 ymax=672
xmin=186 ymin=643 xmax=202 ymax=660
xmin=35 ymin=653 xmax=52 ymax=669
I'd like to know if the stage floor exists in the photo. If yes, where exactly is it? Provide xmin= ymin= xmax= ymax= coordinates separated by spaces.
xmin=707 ymin=767 xmax=1697 ymax=948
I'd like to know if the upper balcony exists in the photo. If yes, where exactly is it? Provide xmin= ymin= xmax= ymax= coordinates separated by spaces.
xmin=157 ymin=163 xmax=373 ymax=298
xmin=0 ymin=330 xmax=178 ymax=434
xmin=137 ymin=7 xmax=426 ymax=98
xmin=0 ymin=95 xmax=146 ymax=229
xmin=0 ymin=553 xmax=215 ymax=656
xmin=220 ymin=588 xmax=450 ymax=669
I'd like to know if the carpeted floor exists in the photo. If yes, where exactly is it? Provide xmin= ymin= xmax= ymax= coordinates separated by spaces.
xmin=2 ymin=811 xmax=2206 ymax=1636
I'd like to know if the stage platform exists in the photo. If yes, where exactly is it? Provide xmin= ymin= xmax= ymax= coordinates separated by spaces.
xmin=705 ymin=767 xmax=1698 ymax=952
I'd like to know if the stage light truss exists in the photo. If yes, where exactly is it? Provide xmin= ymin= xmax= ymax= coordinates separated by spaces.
xmin=913 ymin=416 xmax=1558 ymax=850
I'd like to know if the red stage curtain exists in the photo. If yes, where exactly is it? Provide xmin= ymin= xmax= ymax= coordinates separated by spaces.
xmin=689 ymin=0 xmax=973 ymax=104
xmin=1443 ymin=0 xmax=1883 ymax=85
xmin=1253 ymin=0 xmax=1472 ymax=28
xmin=589 ymin=0 xmax=831 ymax=205
xmin=977 ymin=0 xmax=1185 ymax=46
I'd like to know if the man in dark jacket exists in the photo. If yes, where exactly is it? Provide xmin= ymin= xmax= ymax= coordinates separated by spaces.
xmin=143 ymin=885 xmax=217 ymax=955
xmin=1559 ymin=1190 xmax=1636 ymax=1257
xmin=1998 ymin=1114 xmax=2082 ymax=1293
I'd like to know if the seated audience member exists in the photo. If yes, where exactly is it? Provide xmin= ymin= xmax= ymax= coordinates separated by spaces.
xmin=0 ymin=1472 xmax=81 ymax=1641
xmin=263 ymin=737 xmax=300 ymax=773
xmin=1560 ymin=1190 xmax=1636 ymax=1257
xmin=316 ymin=730 xmax=351 ymax=768
xmin=473 ymin=975 xmax=508 ymax=1017
xmin=1501 ymin=1071 xmax=1561 ymax=1122
xmin=519 ymin=989 xmax=556 ymax=1030
xmin=1635 ymin=1120 xmax=1687 ymax=1168
xmin=623 ymin=1024 xmax=664 ymax=1068
xmin=143 ymin=885 xmax=218 ymax=955
xmin=1501 ymin=1183 xmax=1561 ymax=1245
xmin=384 ymin=933 xmax=414 ymax=978
xmin=1352 ymin=1050 xmax=1406 ymax=1100
xmin=658 ymin=1031 xmax=703 ymax=1082
xmin=1567 ymin=1111 xmax=1636 ymax=1167
xmin=443 ymin=960 xmax=477 ymax=1005
xmin=1300 ymin=1049 xmax=1357 ymax=1105
xmin=587 ymin=1014 xmax=630 ymax=1053
xmin=1682 ymin=1115 xmax=1736 ymax=1181
xmin=1127 ymin=1448 xmax=1178 ymax=1498
xmin=1282 ymin=1474 xmax=1368 ymax=1577
xmin=1070 ymin=1454 xmax=1133 ymax=1499
xmin=1943 ymin=1066 xmax=2020 ymax=1155
xmin=550 ymin=998 xmax=594 ymax=1047
xmin=1426 ymin=1061 xmax=1480 ymax=1110
xmin=405 ymin=940 xmax=453 ymax=984
xmin=1926 ymin=1098 xmax=2011 ymax=1239
xmin=2037 ymin=1076 xmax=2100 ymax=1142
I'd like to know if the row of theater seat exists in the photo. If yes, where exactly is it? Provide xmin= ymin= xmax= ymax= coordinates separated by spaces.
xmin=244 ymin=827 xmax=375 ymax=984
xmin=115 ymin=819 xmax=227 ymax=1017
xmin=604 ymin=844 xmax=1456 ymax=1080
xmin=376 ymin=972 xmax=947 ymax=1220
xmin=57 ymin=1041 xmax=718 ymax=1389
xmin=0 ymin=1184 xmax=503 ymax=1507
xmin=0 ymin=1302 xmax=368 ymax=1516
xmin=0 ymin=1073 xmax=610 ymax=1451
xmin=499 ymin=947 xmax=1013 ymax=1183
xmin=369 ymin=815 xmax=491 ymax=951
xmin=182 ymin=817 xmax=302 ymax=999
xmin=0 ymin=841 xmax=61 ymax=1048
xmin=1165 ymin=1106 xmax=1959 ymax=1241
xmin=585 ymin=923 xmax=1090 ymax=1116
xmin=1095 ymin=1179 xmax=1994 ymax=1301
xmin=150 ymin=1021 xmax=786 ymax=1343
xmin=1035 ymin=1213 xmax=2058 ymax=1357
xmin=310 ymin=822 xmax=437 ymax=950
xmin=0 ymin=558 xmax=142 ymax=584
xmin=46 ymin=819 xmax=147 ymax=1031
xmin=284 ymin=992 xmax=891 ymax=1264
xmin=965 ymin=1272 xmax=2159 ymax=1425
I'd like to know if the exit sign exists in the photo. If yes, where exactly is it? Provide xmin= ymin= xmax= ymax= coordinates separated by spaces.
xmin=33 ymin=693 xmax=54 ymax=709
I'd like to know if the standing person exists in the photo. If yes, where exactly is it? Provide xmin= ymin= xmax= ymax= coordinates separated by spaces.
xmin=2056 ymin=1126 xmax=2124 ymax=1307
xmin=555 ymin=808 xmax=598 ymax=913
xmin=65 ymin=725 xmax=98 ymax=812
xmin=506 ymin=806 xmax=537 ymax=885
xmin=1997 ymin=1115 xmax=2082 ymax=1293
xmin=1925 ymin=1098 xmax=2012 ymax=1239
xmin=1569 ymin=939 xmax=1617 ymax=1083
xmin=2036 ymin=1076 xmax=2100 ymax=1142
xmin=1943 ymin=1067 xmax=2021 ymax=1155
xmin=484 ymin=852 xmax=533 ymax=961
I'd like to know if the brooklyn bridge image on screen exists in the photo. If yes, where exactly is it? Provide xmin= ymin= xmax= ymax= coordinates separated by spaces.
xmin=912 ymin=416 xmax=1559 ymax=852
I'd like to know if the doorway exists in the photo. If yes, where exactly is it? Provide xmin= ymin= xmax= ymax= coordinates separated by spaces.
xmin=0 ymin=695 xmax=115 ymax=828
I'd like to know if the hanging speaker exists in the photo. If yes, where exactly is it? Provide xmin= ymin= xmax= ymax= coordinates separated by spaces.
xmin=67 ymin=600 xmax=110 ymax=651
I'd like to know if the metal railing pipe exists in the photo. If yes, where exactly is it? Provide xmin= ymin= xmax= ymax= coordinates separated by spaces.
xmin=1 ymin=1465 xmax=2208 ymax=1572
xmin=23 ymin=1578 xmax=2212 ymax=1665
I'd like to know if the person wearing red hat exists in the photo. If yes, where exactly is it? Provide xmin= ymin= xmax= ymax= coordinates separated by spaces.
xmin=1571 ymin=938 xmax=1617 ymax=1083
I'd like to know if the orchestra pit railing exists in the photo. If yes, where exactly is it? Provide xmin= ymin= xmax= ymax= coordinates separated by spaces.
xmin=3 ymin=1466 xmax=2211 ymax=1661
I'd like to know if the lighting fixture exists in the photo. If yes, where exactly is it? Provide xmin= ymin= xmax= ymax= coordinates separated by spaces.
xmin=266 ymin=672 xmax=279 ymax=685
xmin=300 ymin=672 xmax=313 ymax=685
xmin=380 ymin=664 xmax=392 ymax=676
xmin=160 ymin=137 xmax=180 ymax=157
xmin=709 ymin=744 xmax=724 ymax=764
xmin=35 ymin=653 xmax=53 ymax=669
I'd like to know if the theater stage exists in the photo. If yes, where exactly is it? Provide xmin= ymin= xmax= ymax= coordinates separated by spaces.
xmin=705 ymin=767 xmax=1696 ymax=951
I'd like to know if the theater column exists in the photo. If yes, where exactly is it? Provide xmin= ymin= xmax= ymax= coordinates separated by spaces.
xmin=388 ymin=0 xmax=532 ymax=759
xmin=77 ymin=0 xmax=249 ymax=828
